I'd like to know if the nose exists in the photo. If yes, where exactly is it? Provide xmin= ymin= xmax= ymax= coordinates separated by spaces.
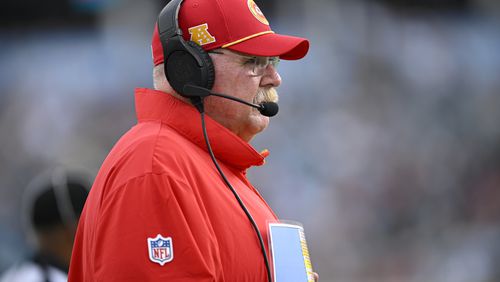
xmin=260 ymin=65 xmax=281 ymax=88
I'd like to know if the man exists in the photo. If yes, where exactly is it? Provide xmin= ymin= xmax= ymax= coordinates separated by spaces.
xmin=0 ymin=168 xmax=90 ymax=282
xmin=69 ymin=0 xmax=310 ymax=281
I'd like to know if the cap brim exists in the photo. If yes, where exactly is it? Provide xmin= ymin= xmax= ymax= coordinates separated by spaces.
xmin=226 ymin=33 xmax=309 ymax=60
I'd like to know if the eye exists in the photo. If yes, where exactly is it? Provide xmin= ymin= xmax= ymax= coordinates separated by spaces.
xmin=243 ymin=57 xmax=258 ymax=65
xmin=255 ymin=57 xmax=269 ymax=68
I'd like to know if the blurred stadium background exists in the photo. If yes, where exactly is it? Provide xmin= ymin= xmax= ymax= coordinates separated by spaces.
xmin=1 ymin=0 xmax=500 ymax=281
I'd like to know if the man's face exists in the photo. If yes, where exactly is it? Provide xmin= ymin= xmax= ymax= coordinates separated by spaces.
xmin=204 ymin=49 xmax=282 ymax=142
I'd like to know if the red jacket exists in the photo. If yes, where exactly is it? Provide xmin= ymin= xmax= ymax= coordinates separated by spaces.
xmin=69 ymin=88 xmax=278 ymax=281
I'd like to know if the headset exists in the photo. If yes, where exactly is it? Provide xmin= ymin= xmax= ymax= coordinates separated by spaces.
xmin=19 ymin=167 xmax=89 ymax=282
xmin=22 ymin=168 xmax=90 ymax=245
xmin=157 ymin=0 xmax=215 ymax=97
xmin=156 ymin=1 xmax=273 ymax=281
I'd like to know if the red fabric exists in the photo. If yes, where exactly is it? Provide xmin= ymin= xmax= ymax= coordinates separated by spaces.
xmin=151 ymin=0 xmax=309 ymax=66
xmin=68 ymin=89 xmax=278 ymax=281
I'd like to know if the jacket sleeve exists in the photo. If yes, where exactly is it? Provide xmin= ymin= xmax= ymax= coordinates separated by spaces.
xmin=93 ymin=172 xmax=224 ymax=281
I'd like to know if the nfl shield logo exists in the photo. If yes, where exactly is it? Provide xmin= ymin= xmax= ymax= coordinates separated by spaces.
xmin=147 ymin=234 xmax=173 ymax=266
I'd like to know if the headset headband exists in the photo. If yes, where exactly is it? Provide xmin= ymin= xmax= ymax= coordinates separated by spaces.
xmin=158 ymin=0 xmax=183 ymax=40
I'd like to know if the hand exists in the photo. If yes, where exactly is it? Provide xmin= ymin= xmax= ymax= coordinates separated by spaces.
xmin=313 ymin=272 xmax=319 ymax=281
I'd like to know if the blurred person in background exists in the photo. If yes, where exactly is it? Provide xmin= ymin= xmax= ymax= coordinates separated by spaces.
xmin=68 ymin=0 xmax=313 ymax=281
xmin=0 ymin=168 xmax=90 ymax=282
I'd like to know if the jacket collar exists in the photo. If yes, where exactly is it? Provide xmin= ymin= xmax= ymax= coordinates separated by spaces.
xmin=134 ymin=88 xmax=268 ymax=171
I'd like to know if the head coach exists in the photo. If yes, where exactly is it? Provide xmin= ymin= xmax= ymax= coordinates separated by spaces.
xmin=68 ymin=0 xmax=310 ymax=281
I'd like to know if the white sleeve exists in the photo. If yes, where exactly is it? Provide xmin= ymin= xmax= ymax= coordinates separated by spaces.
xmin=0 ymin=262 xmax=43 ymax=282
xmin=0 ymin=261 xmax=68 ymax=282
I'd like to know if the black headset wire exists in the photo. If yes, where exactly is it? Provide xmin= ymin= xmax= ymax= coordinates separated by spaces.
xmin=194 ymin=97 xmax=272 ymax=282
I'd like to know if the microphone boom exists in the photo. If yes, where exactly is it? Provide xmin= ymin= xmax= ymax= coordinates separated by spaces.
xmin=183 ymin=84 xmax=279 ymax=117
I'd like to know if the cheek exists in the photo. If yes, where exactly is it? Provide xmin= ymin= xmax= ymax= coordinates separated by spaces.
xmin=212 ymin=70 xmax=259 ymax=98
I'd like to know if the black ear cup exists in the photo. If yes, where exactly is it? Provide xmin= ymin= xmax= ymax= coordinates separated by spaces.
xmin=186 ymin=41 xmax=215 ymax=90
xmin=165 ymin=40 xmax=215 ymax=96
xmin=158 ymin=0 xmax=215 ymax=97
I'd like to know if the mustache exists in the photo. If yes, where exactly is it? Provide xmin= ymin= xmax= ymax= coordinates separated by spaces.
xmin=254 ymin=88 xmax=278 ymax=104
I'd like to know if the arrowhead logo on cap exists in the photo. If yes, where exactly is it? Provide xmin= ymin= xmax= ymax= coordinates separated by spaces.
xmin=247 ymin=0 xmax=269 ymax=25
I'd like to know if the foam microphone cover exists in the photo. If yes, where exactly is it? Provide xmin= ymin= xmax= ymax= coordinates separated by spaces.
xmin=259 ymin=102 xmax=279 ymax=117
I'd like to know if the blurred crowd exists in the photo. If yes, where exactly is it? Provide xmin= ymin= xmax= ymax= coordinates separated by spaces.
xmin=1 ymin=0 xmax=499 ymax=281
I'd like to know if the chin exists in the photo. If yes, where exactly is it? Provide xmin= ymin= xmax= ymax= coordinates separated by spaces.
xmin=251 ymin=115 xmax=270 ymax=134
xmin=241 ymin=115 xmax=269 ymax=142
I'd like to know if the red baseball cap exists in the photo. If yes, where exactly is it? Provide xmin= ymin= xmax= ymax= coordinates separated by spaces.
xmin=152 ymin=0 xmax=309 ymax=66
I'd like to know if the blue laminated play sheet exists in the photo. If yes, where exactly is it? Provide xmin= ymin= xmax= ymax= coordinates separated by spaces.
xmin=269 ymin=223 xmax=314 ymax=282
